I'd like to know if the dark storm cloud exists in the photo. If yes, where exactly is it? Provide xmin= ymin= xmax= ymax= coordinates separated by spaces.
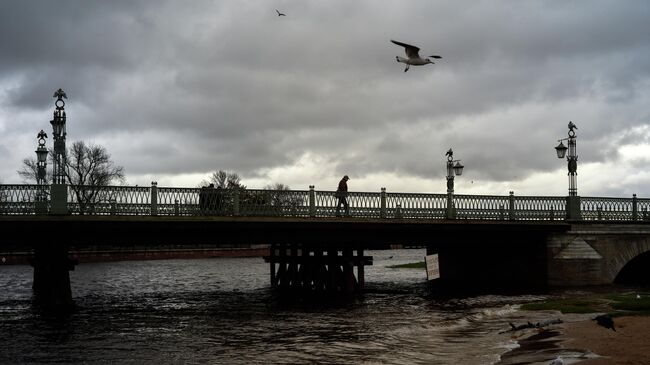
xmin=1 ymin=1 xmax=650 ymax=195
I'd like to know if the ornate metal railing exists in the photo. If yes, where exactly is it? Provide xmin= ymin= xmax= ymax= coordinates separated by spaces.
xmin=385 ymin=192 xmax=447 ymax=219
xmin=1 ymin=183 xmax=649 ymax=222
xmin=580 ymin=196 xmax=650 ymax=221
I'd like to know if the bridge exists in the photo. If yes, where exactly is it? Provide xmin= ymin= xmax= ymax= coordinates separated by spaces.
xmin=2 ymin=183 xmax=650 ymax=307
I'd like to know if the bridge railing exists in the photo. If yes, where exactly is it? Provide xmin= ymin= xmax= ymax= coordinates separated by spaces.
xmin=512 ymin=196 xmax=567 ymax=221
xmin=581 ymin=196 xmax=646 ymax=221
xmin=1 ymin=183 xmax=649 ymax=222
xmin=454 ymin=194 xmax=509 ymax=220
xmin=66 ymin=185 xmax=152 ymax=215
xmin=0 ymin=184 xmax=47 ymax=215
xmin=385 ymin=192 xmax=447 ymax=219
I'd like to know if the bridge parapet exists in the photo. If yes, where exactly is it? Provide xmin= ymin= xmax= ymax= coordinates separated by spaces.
xmin=1 ymin=183 xmax=649 ymax=222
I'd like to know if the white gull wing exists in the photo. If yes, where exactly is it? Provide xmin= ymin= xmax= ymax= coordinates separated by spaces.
xmin=391 ymin=40 xmax=421 ymax=59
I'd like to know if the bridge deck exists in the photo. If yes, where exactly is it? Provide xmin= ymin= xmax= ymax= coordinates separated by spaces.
xmin=0 ymin=215 xmax=571 ymax=248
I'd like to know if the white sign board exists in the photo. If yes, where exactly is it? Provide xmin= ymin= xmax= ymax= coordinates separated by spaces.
xmin=425 ymin=254 xmax=440 ymax=281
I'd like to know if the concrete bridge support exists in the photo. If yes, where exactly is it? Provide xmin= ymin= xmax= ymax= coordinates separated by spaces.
xmin=426 ymin=233 xmax=549 ymax=291
xmin=31 ymin=244 xmax=75 ymax=308
xmin=266 ymin=244 xmax=372 ymax=293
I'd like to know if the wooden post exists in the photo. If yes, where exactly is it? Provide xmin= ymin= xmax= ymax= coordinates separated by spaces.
xmin=343 ymin=249 xmax=355 ymax=292
xmin=277 ymin=244 xmax=287 ymax=288
xmin=269 ymin=243 xmax=277 ymax=287
xmin=356 ymin=248 xmax=365 ymax=290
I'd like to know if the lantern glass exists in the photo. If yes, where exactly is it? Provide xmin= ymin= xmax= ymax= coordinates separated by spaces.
xmin=453 ymin=161 xmax=464 ymax=176
xmin=36 ymin=147 xmax=48 ymax=163
xmin=555 ymin=141 xmax=568 ymax=159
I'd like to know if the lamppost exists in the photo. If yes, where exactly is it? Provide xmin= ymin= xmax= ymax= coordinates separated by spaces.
xmin=50 ymin=88 xmax=68 ymax=214
xmin=554 ymin=121 xmax=581 ymax=220
xmin=445 ymin=148 xmax=464 ymax=219
xmin=35 ymin=130 xmax=48 ymax=213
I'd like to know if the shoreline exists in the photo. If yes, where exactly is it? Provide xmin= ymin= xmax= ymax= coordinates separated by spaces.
xmin=0 ymin=246 xmax=270 ymax=265
xmin=498 ymin=314 xmax=650 ymax=364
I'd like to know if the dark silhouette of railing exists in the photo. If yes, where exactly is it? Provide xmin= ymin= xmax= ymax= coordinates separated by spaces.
xmin=1 ymin=183 xmax=649 ymax=221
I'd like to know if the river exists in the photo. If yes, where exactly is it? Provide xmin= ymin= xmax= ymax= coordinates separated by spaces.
xmin=0 ymin=249 xmax=599 ymax=364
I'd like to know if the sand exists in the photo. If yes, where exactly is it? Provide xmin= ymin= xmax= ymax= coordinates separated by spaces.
xmin=562 ymin=315 xmax=650 ymax=364
xmin=497 ymin=315 xmax=650 ymax=364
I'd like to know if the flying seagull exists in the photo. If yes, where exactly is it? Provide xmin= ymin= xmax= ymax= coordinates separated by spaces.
xmin=391 ymin=40 xmax=442 ymax=72
xmin=276 ymin=9 xmax=286 ymax=16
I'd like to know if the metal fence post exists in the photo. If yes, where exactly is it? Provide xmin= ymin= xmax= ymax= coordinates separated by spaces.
xmin=632 ymin=194 xmax=638 ymax=221
xmin=110 ymin=198 xmax=116 ymax=216
xmin=151 ymin=181 xmax=158 ymax=216
xmin=380 ymin=187 xmax=386 ymax=219
xmin=508 ymin=191 xmax=515 ymax=221
xmin=233 ymin=190 xmax=240 ymax=216
xmin=309 ymin=185 xmax=316 ymax=217
xmin=174 ymin=199 xmax=179 ymax=216
xmin=499 ymin=205 xmax=505 ymax=220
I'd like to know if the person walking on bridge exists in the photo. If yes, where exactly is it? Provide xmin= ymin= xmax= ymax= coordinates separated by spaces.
xmin=335 ymin=175 xmax=350 ymax=217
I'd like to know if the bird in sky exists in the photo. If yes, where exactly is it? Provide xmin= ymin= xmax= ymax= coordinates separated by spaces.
xmin=276 ymin=9 xmax=286 ymax=16
xmin=391 ymin=40 xmax=442 ymax=72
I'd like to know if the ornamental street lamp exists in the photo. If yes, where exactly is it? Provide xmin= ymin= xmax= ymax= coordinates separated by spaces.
xmin=50 ymin=88 xmax=68 ymax=214
xmin=35 ymin=130 xmax=48 ymax=181
xmin=445 ymin=148 xmax=464 ymax=193
xmin=35 ymin=130 xmax=48 ymax=213
xmin=555 ymin=121 xmax=581 ymax=220
xmin=445 ymin=148 xmax=464 ymax=219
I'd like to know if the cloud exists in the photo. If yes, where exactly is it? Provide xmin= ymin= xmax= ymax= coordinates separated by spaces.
xmin=1 ymin=1 xmax=650 ymax=199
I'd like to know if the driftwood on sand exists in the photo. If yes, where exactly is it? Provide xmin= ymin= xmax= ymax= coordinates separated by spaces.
xmin=499 ymin=318 xmax=563 ymax=334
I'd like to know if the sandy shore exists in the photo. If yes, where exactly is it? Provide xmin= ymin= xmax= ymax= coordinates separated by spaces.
xmin=498 ymin=314 xmax=650 ymax=364
xmin=562 ymin=315 xmax=650 ymax=364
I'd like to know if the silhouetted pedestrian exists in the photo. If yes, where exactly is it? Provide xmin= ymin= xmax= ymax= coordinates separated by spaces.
xmin=335 ymin=175 xmax=350 ymax=217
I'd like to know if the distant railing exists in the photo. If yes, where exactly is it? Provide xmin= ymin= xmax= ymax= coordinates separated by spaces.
xmin=1 ymin=183 xmax=649 ymax=222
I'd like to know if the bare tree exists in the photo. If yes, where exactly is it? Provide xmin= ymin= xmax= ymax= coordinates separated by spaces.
xmin=17 ymin=157 xmax=52 ymax=184
xmin=198 ymin=170 xmax=247 ymax=215
xmin=65 ymin=141 xmax=124 ymax=214
xmin=201 ymin=170 xmax=246 ymax=189
xmin=17 ymin=141 xmax=125 ymax=214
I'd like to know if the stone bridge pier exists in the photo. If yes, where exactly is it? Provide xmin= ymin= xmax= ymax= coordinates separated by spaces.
xmin=426 ymin=222 xmax=650 ymax=290
xmin=547 ymin=223 xmax=650 ymax=286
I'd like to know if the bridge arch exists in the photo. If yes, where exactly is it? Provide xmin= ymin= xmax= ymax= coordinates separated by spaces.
xmin=614 ymin=249 xmax=650 ymax=285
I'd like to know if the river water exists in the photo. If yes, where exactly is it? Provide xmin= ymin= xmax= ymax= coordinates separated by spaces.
xmin=0 ymin=249 xmax=599 ymax=364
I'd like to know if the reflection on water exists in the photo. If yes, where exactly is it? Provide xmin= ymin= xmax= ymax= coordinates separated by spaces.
xmin=0 ymin=249 xmax=600 ymax=364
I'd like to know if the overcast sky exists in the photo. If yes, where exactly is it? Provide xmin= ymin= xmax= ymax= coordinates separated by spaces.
xmin=1 ymin=1 xmax=649 ymax=197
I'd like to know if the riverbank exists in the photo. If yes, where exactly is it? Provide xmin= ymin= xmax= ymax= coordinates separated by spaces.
xmin=499 ymin=314 xmax=650 ymax=364
xmin=562 ymin=315 xmax=650 ymax=364
xmin=0 ymin=246 xmax=270 ymax=265
xmin=498 ymin=289 xmax=650 ymax=364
